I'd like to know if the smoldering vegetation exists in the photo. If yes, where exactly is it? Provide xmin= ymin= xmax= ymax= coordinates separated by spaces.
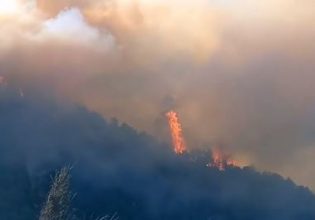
xmin=0 ymin=86 xmax=315 ymax=220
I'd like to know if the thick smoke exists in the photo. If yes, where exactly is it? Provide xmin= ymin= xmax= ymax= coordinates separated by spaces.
xmin=1 ymin=84 xmax=315 ymax=220
xmin=1 ymin=0 xmax=315 ymax=189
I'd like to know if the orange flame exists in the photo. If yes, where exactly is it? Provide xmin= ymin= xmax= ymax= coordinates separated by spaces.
xmin=210 ymin=146 xmax=237 ymax=171
xmin=166 ymin=110 xmax=187 ymax=154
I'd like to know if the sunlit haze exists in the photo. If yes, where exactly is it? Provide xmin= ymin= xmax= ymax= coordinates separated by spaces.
xmin=0 ymin=0 xmax=20 ymax=15
xmin=1 ymin=1 xmax=315 ymax=219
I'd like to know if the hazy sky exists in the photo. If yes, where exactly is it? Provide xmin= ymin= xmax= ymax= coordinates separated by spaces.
xmin=1 ymin=0 xmax=315 ymax=189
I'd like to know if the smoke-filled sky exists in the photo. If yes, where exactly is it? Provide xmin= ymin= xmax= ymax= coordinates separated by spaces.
xmin=1 ymin=0 xmax=315 ymax=189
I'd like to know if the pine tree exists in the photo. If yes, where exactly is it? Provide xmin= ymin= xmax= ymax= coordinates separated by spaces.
xmin=39 ymin=166 xmax=73 ymax=220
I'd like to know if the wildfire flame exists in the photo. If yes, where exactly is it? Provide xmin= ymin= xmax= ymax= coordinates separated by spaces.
xmin=210 ymin=146 xmax=237 ymax=171
xmin=165 ymin=110 xmax=244 ymax=167
xmin=166 ymin=110 xmax=187 ymax=154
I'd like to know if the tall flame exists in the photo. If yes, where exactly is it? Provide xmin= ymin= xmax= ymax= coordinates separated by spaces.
xmin=166 ymin=110 xmax=187 ymax=154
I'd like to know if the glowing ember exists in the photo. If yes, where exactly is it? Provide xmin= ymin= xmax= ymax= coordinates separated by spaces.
xmin=166 ymin=110 xmax=187 ymax=154
xmin=209 ymin=146 xmax=237 ymax=171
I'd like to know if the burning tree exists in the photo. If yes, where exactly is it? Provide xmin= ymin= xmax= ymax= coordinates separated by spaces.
xmin=209 ymin=146 xmax=237 ymax=171
xmin=166 ymin=110 xmax=187 ymax=154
